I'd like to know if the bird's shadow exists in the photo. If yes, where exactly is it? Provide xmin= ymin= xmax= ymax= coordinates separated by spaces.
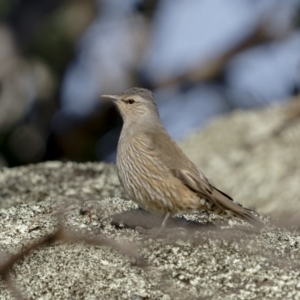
xmin=110 ymin=208 xmax=258 ymax=237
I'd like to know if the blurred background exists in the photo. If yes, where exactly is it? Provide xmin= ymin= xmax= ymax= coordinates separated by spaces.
xmin=0 ymin=0 xmax=300 ymax=167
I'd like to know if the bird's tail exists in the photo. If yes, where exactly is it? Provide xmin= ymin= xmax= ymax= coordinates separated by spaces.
xmin=210 ymin=186 xmax=264 ymax=228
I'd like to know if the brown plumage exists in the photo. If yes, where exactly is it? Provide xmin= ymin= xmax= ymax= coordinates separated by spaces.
xmin=102 ymin=87 xmax=263 ymax=228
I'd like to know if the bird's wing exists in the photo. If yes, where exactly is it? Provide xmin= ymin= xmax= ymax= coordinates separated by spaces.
xmin=170 ymin=168 xmax=213 ymax=199
xmin=136 ymin=131 xmax=236 ymax=206
xmin=134 ymin=132 xmax=264 ymax=228
xmin=170 ymin=162 xmax=264 ymax=227
xmin=135 ymin=131 xmax=213 ymax=199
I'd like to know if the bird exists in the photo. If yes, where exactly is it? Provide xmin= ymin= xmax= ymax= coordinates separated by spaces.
xmin=102 ymin=87 xmax=263 ymax=229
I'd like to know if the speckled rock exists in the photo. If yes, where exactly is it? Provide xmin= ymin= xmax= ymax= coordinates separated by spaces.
xmin=0 ymin=161 xmax=124 ymax=209
xmin=0 ymin=99 xmax=300 ymax=299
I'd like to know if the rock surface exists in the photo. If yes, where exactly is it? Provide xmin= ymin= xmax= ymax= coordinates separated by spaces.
xmin=0 ymin=99 xmax=300 ymax=299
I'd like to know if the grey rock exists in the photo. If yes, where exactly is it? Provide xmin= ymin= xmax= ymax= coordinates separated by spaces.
xmin=0 ymin=101 xmax=300 ymax=299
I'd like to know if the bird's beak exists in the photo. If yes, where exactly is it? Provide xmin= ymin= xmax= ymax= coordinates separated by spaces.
xmin=101 ymin=94 xmax=119 ymax=102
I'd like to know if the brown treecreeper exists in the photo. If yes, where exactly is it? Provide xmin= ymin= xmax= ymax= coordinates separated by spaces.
xmin=102 ymin=87 xmax=263 ymax=232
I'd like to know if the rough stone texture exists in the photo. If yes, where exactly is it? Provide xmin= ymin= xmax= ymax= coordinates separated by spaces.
xmin=0 ymin=99 xmax=300 ymax=300
xmin=0 ymin=161 xmax=124 ymax=209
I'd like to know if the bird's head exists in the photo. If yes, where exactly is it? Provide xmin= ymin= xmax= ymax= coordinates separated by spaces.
xmin=102 ymin=87 xmax=160 ymax=124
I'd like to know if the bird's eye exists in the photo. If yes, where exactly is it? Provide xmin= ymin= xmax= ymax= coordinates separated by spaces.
xmin=127 ymin=99 xmax=134 ymax=104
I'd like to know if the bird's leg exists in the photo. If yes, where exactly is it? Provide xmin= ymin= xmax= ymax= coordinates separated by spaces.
xmin=152 ymin=212 xmax=188 ymax=237
xmin=137 ymin=213 xmax=170 ymax=235
xmin=136 ymin=213 xmax=170 ymax=236
xmin=161 ymin=212 xmax=170 ymax=229
xmin=137 ymin=212 xmax=187 ymax=238
xmin=141 ymin=212 xmax=170 ymax=237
